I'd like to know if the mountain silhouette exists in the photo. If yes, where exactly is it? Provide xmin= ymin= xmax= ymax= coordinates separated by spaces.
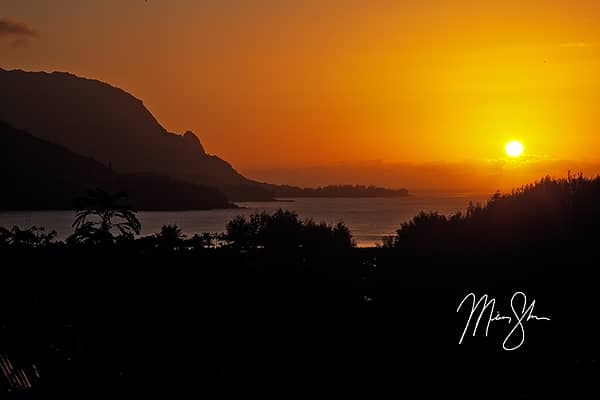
xmin=0 ymin=68 xmax=272 ymax=201
xmin=0 ymin=121 xmax=234 ymax=210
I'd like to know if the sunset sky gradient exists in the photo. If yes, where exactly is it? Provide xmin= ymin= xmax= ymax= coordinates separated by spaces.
xmin=3 ymin=0 xmax=600 ymax=190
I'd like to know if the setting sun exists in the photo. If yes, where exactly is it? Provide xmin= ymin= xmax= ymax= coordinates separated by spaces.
xmin=505 ymin=141 xmax=524 ymax=158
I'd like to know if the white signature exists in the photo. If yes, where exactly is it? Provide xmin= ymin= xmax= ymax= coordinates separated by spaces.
xmin=457 ymin=291 xmax=551 ymax=351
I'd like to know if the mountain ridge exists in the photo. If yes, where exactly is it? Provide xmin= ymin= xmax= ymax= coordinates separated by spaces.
xmin=0 ymin=121 xmax=235 ymax=210
xmin=0 ymin=67 xmax=408 ymax=201
xmin=0 ymin=67 xmax=274 ymax=201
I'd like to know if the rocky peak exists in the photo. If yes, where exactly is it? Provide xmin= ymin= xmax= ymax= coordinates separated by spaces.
xmin=183 ymin=130 xmax=206 ymax=154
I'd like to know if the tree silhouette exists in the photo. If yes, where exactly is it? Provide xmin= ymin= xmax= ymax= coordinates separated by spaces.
xmin=223 ymin=209 xmax=354 ymax=251
xmin=156 ymin=224 xmax=186 ymax=250
xmin=68 ymin=189 xmax=141 ymax=245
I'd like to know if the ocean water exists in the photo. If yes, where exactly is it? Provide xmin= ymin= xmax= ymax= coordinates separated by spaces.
xmin=0 ymin=193 xmax=491 ymax=247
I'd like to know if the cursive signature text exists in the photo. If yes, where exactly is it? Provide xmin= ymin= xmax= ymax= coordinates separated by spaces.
xmin=457 ymin=291 xmax=551 ymax=351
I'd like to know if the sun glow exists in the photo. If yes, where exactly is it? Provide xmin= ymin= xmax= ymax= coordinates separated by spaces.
xmin=505 ymin=141 xmax=524 ymax=158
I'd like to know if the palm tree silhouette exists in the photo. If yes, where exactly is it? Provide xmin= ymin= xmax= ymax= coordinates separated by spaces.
xmin=69 ymin=189 xmax=141 ymax=245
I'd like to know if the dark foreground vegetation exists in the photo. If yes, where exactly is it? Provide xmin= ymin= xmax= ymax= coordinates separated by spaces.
xmin=1 ymin=176 xmax=599 ymax=397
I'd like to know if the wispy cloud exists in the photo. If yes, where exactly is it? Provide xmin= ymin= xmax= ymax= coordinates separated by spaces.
xmin=0 ymin=17 xmax=39 ymax=48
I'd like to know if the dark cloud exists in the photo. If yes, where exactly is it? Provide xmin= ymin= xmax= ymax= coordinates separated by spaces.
xmin=0 ymin=18 xmax=39 ymax=48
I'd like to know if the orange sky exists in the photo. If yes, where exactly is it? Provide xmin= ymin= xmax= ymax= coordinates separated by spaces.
xmin=2 ymin=1 xmax=600 ymax=189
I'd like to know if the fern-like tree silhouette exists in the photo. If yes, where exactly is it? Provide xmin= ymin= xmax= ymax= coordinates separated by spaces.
xmin=68 ymin=189 xmax=141 ymax=245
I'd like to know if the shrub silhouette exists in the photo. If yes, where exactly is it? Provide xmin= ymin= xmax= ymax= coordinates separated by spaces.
xmin=0 ymin=226 xmax=56 ymax=249
xmin=187 ymin=232 xmax=218 ymax=249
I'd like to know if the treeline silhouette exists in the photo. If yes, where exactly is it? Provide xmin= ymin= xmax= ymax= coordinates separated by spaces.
xmin=270 ymin=184 xmax=409 ymax=198
xmin=1 ymin=177 xmax=599 ymax=398
xmin=383 ymin=173 xmax=600 ymax=253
